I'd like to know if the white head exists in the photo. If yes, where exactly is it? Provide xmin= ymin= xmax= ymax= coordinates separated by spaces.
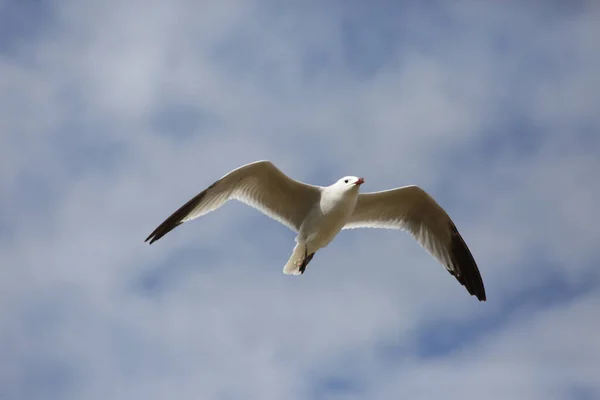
xmin=331 ymin=176 xmax=365 ymax=192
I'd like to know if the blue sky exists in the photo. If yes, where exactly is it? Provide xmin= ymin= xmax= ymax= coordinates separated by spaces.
xmin=1 ymin=1 xmax=600 ymax=399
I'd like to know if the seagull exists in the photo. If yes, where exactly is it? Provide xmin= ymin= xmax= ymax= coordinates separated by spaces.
xmin=145 ymin=160 xmax=486 ymax=301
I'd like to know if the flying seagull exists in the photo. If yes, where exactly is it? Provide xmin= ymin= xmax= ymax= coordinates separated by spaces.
xmin=145 ymin=160 xmax=486 ymax=301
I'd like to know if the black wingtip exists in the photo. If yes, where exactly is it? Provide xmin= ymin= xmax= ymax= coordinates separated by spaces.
xmin=144 ymin=182 xmax=216 ymax=245
xmin=145 ymin=221 xmax=183 ymax=245
xmin=449 ymin=222 xmax=487 ymax=302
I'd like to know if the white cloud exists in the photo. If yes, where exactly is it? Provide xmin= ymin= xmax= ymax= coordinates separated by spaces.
xmin=371 ymin=290 xmax=600 ymax=399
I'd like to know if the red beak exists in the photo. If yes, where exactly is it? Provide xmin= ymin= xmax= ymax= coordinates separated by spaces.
xmin=355 ymin=177 xmax=365 ymax=186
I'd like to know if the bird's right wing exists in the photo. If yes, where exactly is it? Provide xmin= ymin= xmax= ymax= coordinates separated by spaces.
xmin=344 ymin=185 xmax=486 ymax=301
xmin=145 ymin=160 xmax=321 ymax=244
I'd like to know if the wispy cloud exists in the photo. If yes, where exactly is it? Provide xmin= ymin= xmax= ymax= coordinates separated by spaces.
xmin=1 ymin=1 xmax=599 ymax=399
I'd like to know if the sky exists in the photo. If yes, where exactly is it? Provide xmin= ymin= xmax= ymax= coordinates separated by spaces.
xmin=1 ymin=1 xmax=600 ymax=399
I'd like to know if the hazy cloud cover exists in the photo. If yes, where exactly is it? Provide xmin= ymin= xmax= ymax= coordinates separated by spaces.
xmin=1 ymin=1 xmax=599 ymax=399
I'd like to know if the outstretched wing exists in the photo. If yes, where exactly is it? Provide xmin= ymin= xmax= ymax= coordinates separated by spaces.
xmin=145 ymin=160 xmax=321 ymax=244
xmin=344 ymin=185 xmax=486 ymax=301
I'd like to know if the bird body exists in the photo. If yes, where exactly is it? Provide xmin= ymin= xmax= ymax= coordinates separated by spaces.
xmin=145 ymin=160 xmax=486 ymax=301
xmin=286 ymin=176 xmax=363 ymax=274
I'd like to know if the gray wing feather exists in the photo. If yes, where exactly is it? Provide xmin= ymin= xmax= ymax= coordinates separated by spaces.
xmin=344 ymin=185 xmax=486 ymax=301
xmin=145 ymin=160 xmax=320 ymax=244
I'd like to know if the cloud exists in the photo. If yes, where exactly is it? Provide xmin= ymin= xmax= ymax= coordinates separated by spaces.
xmin=371 ymin=289 xmax=600 ymax=399
xmin=1 ymin=1 xmax=599 ymax=399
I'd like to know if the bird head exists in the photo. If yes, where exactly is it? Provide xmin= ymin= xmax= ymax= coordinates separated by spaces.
xmin=333 ymin=176 xmax=365 ymax=192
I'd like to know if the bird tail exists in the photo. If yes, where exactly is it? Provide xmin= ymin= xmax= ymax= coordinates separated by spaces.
xmin=283 ymin=243 xmax=305 ymax=275
xmin=283 ymin=243 xmax=314 ymax=275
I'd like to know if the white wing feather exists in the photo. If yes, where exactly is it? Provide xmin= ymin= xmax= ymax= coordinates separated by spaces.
xmin=145 ymin=160 xmax=321 ymax=243
xmin=344 ymin=185 xmax=486 ymax=300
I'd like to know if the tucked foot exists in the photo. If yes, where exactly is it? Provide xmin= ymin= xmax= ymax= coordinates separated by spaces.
xmin=298 ymin=252 xmax=315 ymax=274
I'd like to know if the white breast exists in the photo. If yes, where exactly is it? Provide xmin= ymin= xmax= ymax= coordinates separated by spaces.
xmin=299 ymin=189 xmax=358 ymax=249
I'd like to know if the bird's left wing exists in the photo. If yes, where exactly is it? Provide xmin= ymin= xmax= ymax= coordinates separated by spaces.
xmin=343 ymin=185 xmax=486 ymax=301
xmin=145 ymin=160 xmax=321 ymax=244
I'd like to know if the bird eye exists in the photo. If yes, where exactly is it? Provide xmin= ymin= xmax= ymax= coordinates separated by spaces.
xmin=344 ymin=179 xmax=348 ymax=183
